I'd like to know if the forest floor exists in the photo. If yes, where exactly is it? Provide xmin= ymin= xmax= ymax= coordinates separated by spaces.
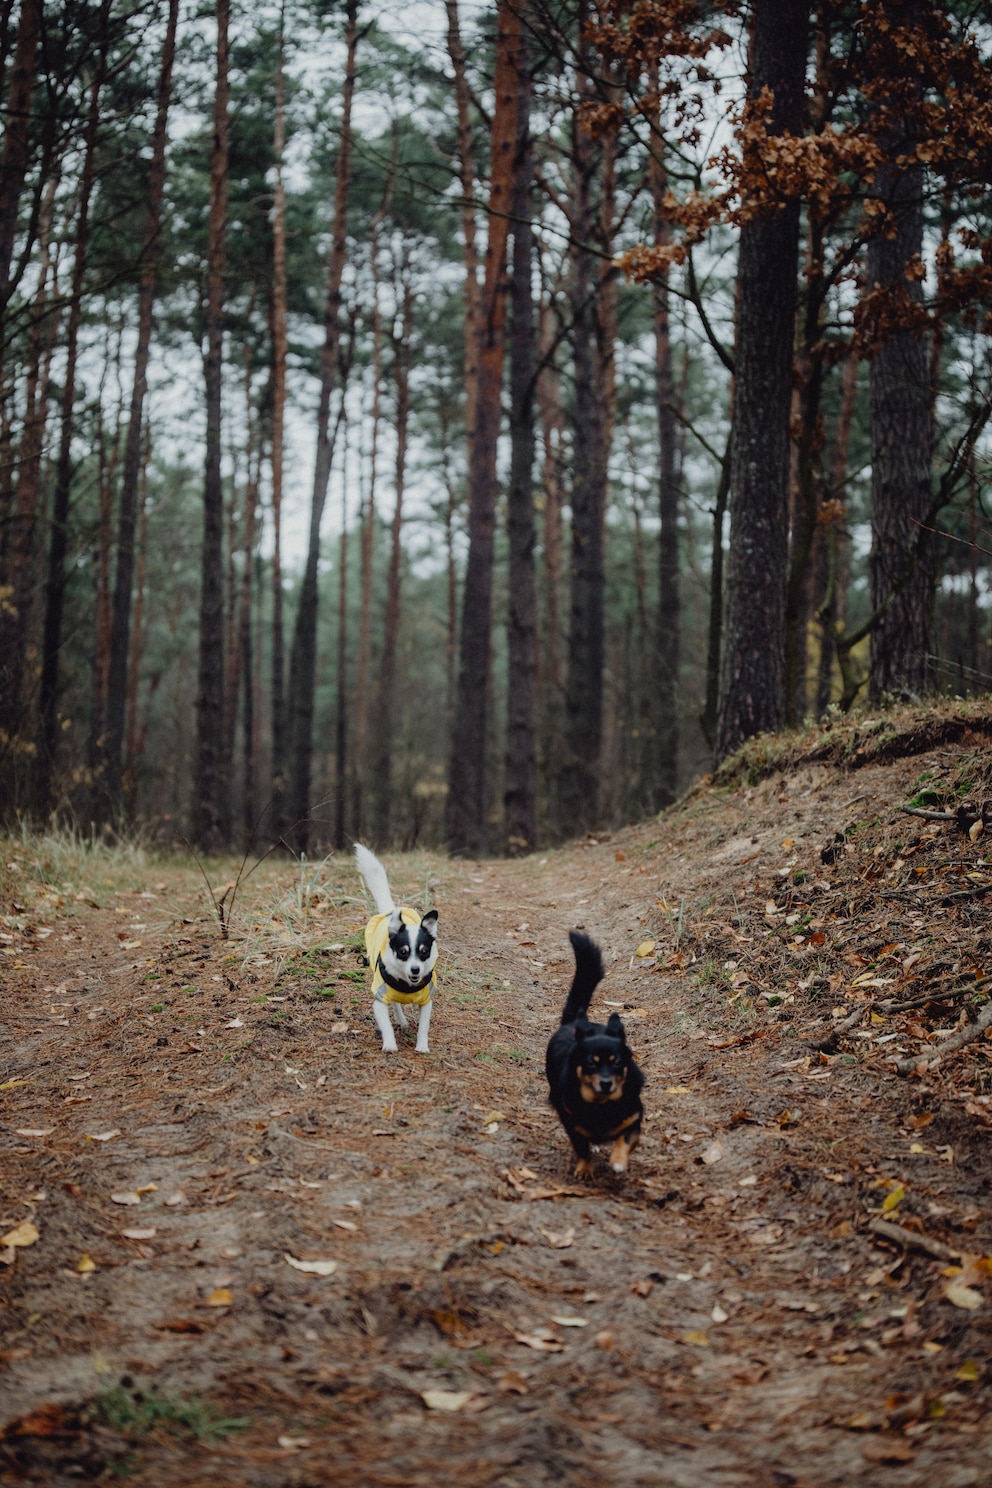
xmin=3 ymin=701 xmax=992 ymax=1487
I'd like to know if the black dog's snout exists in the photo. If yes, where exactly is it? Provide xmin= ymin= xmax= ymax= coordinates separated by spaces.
xmin=598 ymin=1075 xmax=614 ymax=1091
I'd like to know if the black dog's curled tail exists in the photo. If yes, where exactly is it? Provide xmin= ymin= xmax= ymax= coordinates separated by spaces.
xmin=560 ymin=931 xmax=605 ymax=1025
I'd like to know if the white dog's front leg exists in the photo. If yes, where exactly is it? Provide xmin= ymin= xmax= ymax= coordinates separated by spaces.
xmin=415 ymin=999 xmax=432 ymax=1054
xmin=391 ymin=1001 xmax=409 ymax=1029
xmin=373 ymin=1000 xmax=398 ymax=1053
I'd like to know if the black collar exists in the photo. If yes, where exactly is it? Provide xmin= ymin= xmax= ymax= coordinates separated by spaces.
xmin=377 ymin=955 xmax=434 ymax=996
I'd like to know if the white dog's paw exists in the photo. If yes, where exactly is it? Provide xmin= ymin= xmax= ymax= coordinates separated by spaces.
xmin=415 ymin=1042 xmax=430 ymax=1054
xmin=380 ymin=1039 xmax=398 ymax=1054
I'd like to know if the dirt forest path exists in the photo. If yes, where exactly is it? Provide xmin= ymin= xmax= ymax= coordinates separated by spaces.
xmin=3 ymin=715 xmax=992 ymax=1486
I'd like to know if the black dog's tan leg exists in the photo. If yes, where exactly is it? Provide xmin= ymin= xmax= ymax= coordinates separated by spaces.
xmin=567 ymin=1125 xmax=593 ymax=1178
xmin=609 ymin=1127 xmax=640 ymax=1174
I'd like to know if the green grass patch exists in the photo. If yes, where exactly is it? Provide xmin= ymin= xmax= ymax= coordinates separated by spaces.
xmin=92 ymin=1387 xmax=249 ymax=1443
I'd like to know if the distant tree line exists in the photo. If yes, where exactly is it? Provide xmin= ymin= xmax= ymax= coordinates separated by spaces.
xmin=0 ymin=0 xmax=989 ymax=855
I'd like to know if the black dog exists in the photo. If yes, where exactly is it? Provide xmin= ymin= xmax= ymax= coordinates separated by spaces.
xmin=545 ymin=931 xmax=644 ymax=1178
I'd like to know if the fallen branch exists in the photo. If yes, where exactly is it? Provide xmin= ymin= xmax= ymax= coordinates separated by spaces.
xmin=815 ymin=1000 xmax=870 ymax=1051
xmin=895 ymin=997 xmax=992 ymax=1076
xmin=898 ymin=805 xmax=955 ymax=821
xmin=868 ymin=1217 xmax=961 ymax=1261
xmin=883 ymin=973 xmax=992 ymax=1015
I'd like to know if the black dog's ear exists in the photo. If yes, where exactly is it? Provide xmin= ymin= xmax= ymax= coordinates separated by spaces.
xmin=574 ymin=1017 xmax=589 ymax=1043
xmin=420 ymin=909 xmax=439 ymax=938
xmin=606 ymin=1012 xmax=626 ymax=1041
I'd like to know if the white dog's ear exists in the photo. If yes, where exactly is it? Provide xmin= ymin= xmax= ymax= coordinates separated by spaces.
xmin=387 ymin=909 xmax=405 ymax=937
xmin=420 ymin=909 xmax=439 ymax=938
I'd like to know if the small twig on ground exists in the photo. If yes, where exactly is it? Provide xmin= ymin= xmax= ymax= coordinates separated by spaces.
xmin=895 ymin=997 xmax=992 ymax=1076
xmin=898 ymin=806 xmax=955 ymax=821
xmin=868 ymin=1217 xmax=961 ymax=1261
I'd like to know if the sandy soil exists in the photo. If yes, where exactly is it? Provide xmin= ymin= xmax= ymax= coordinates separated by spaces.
xmin=2 ymin=730 xmax=991 ymax=1486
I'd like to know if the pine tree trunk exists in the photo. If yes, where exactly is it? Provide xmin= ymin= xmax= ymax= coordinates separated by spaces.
xmin=371 ymin=271 xmax=413 ymax=847
xmin=701 ymin=438 xmax=731 ymax=750
xmin=0 ymin=173 xmax=55 ymax=770
xmin=816 ymin=345 xmax=858 ymax=714
xmin=333 ymin=419 xmax=349 ymax=851
xmin=867 ymin=6 xmax=933 ymax=703
xmin=193 ymin=0 xmax=231 ymax=851
xmin=0 ymin=0 xmax=42 ymax=310
xmin=444 ymin=0 xmax=480 ymax=467
xmin=715 ymin=0 xmax=809 ymax=765
xmin=123 ymin=428 xmax=152 ymax=811
xmin=268 ymin=3 xmax=288 ymax=837
xmin=648 ymin=72 xmax=680 ymax=808
xmin=503 ymin=12 xmax=536 ymax=855
xmin=445 ymin=0 xmax=521 ymax=856
xmin=88 ymin=339 xmax=126 ymax=786
xmin=34 ymin=0 xmax=111 ymax=816
xmin=536 ymin=297 xmax=565 ymax=836
xmin=286 ymin=0 xmax=358 ymax=853
xmin=233 ymin=360 xmax=258 ymax=845
xmin=351 ymin=146 xmax=393 ymax=840
xmin=559 ymin=48 xmax=615 ymax=834
xmin=103 ymin=0 xmax=178 ymax=815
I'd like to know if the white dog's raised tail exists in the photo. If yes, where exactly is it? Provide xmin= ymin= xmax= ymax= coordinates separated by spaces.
xmin=354 ymin=843 xmax=395 ymax=915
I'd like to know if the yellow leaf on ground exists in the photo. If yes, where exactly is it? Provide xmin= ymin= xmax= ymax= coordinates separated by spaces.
xmin=881 ymin=1185 xmax=906 ymax=1212
xmin=1 ymin=1222 xmax=39 ymax=1248
xmin=664 ymin=1085 xmax=692 ymax=1094
xmin=77 ymin=1253 xmax=96 ymax=1274
xmin=205 ymin=1288 xmax=232 ymax=1307
xmin=955 ymin=1359 xmax=980 ymax=1382
xmin=284 ymin=1254 xmax=337 ymax=1276
xmin=635 ymin=941 xmax=656 ymax=958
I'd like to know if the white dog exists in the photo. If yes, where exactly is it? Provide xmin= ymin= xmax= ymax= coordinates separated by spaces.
xmin=354 ymin=844 xmax=438 ymax=1054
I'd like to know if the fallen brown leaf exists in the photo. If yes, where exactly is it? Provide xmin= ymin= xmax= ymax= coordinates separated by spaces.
xmin=862 ymin=1439 xmax=915 ymax=1464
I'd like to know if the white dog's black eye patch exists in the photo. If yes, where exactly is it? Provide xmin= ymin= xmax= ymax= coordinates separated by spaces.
xmin=388 ymin=923 xmax=434 ymax=961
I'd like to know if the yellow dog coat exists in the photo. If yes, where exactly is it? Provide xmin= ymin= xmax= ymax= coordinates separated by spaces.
xmin=365 ymin=908 xmax=436 ymax=1006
